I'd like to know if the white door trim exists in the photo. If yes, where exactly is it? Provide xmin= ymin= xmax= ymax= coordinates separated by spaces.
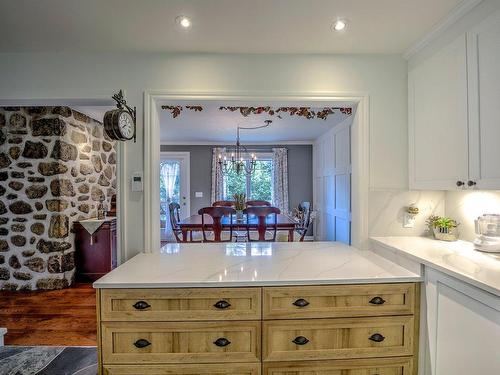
xmin=144 ymin=90 xmax=370 ymax=252
xmin=160 ymin=151 xmax=191 ymax=218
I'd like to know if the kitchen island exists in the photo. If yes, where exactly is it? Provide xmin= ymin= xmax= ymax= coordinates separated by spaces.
xmin=94 ymin=242 xmax=422 ymax=375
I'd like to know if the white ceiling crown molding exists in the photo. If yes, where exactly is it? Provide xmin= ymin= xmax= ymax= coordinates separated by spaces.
xmin=403 ymin=0 xmax=484 ymax=60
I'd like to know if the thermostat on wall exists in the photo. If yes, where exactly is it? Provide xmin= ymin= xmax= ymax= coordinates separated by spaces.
xmin=131 ymin=172 xmax=143 ymax=192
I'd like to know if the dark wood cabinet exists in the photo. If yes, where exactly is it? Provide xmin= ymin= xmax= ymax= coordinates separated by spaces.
xmin=74 ymin=218 xmax=117 ymax=282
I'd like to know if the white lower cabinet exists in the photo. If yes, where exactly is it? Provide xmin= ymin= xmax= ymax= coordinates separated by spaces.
xmin=423 ymin=268 xmax=500 ymax=374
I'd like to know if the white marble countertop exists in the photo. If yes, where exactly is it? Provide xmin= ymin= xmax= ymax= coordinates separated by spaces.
xmin=93 ymin=242 xmax=421 ymax=288
xmin=371 ymin=236 xmax=500 ymax=296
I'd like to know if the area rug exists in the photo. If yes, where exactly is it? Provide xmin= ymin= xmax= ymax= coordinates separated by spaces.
xmin=0 ymin=346 xmax=97 ymax=375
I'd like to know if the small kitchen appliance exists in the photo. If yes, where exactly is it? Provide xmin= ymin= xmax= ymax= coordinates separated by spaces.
xmin=474 ymin=214 xmax=500 ymax=253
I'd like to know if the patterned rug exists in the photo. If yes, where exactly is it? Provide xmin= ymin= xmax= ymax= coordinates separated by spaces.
xmin=0 ymin=346 xmax=97 ymax=375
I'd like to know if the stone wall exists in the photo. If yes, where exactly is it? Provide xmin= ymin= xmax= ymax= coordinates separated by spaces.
xmin=0 ymin=107 xmax=116 ymax=290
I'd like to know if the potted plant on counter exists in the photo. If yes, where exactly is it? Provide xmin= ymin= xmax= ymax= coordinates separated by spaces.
xmin=426 ymin=215 xmax=460 ymax=241
xmin=234 ymin=193 xmax=246 ymax=221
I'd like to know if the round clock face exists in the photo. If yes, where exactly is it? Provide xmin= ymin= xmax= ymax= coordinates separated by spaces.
xmin=118 ymin=111 xmax=134 ymax=140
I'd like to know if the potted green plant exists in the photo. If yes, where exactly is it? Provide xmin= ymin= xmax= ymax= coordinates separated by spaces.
xmin=233 ymin=193 xmax=246 ymax=221
xmin=426 ymin=215 xmax=459 ymax=241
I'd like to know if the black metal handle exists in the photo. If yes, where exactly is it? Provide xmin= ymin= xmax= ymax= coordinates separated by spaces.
xmin=467 ymin=180 xmax=477 ymax=187
xmin=134 ymin=339 xmax=151 ymax=348
xmin=213 ymin=337 xmax=231 ymax=347
xmin=456 ymin=181 xmax=465 ymax=187
xmin=292 ymin=336 xmax=310 ymax=345
xmin=369 ymin=296 xmax=386 ymax=305
xmin=213 ymin=300 xmax=231 ymax=309
xmin=369 ymin=333 xmax=385 ymax=342
xmin=133 ymin=301 xmax=151 ymax=310
xmin=292 ymin=298 xmax=310 ymax=307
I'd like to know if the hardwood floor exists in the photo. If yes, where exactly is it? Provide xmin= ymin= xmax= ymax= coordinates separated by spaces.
xmin=0 ymin=283 xmax=96 ymax=346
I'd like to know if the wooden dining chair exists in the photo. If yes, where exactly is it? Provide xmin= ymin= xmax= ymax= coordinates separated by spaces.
xmin=198 ymin=206 xmax=236 ymax=242
xmin=246 ymin=200 xmax=271 ymax=207
xmin=169 ymin=203 xmax=201 ymax=243
xmin=244 ymin=206 xmax=281 ymax=242
xmin=212 ymin=200 xmax=235 ymax=207
xmin=294 ymin=201 xmax=312 ymax=242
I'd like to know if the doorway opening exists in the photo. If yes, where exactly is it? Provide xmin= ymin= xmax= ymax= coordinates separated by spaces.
xmin=146 ymin=93 xmax=368 ymax=249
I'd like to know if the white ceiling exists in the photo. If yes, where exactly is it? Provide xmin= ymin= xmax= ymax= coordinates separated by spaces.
xmin=0 ymin=0 xmax=462 ymax=54
xmin=159 ymin=101 xmax=356 ymax=143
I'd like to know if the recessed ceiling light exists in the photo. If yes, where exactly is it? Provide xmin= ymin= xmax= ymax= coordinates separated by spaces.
xmin=176 ymin=15 xmax=192 ymax=29
xmin=332 ymin=19 xmax=347 ymax=32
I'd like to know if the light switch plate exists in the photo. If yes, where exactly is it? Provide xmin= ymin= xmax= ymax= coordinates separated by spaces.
xmin=195 ymin=192 xmax=203 ymax=198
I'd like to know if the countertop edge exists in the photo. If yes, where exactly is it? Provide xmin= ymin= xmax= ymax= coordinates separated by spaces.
xmin=93 ymin=276 xmax=423 ymax=289
xmin=370 ymin=237 xmax=500 ymax=297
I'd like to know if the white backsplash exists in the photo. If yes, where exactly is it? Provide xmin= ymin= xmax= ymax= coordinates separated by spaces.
xmin=369 ymin=190 xmax=445 ymax=237
xmin=445 ymin=190 xmax=500 ymax=242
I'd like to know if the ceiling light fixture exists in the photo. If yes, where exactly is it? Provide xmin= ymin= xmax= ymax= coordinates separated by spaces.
xmin=176 ymin=15 xmax=192 ymax=29
xmin=332 ymin=19 xmax=347 ymax=32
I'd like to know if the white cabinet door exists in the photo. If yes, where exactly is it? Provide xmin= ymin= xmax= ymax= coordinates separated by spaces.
xmin=467 ymin=10 xmax=500 ymax=189
xmin=409 ymin=35 xmax=469 ymax=190
xmin=424 ymin=268 xmax=500 ymax=375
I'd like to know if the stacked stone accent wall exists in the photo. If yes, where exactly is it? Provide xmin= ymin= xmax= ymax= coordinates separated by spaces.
xmin=0 ymin=107 xmax=116 ymax=290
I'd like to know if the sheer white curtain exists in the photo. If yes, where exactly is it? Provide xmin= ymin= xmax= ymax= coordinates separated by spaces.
xmin=211 ymin=147 xmax=226 ymax=203
xmin=160 ymin=161 xmax=180 ymax=203
xmin=272 ymin=147 xmax=289 ymax=213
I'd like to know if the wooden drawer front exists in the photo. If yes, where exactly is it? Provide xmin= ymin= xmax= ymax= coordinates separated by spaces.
xmin=104 ymin=363 xmax=261 ymax=375
xmin=101 ymin=288 xmax=261 ymax=321
xmin=102 ymin=321 xmax=261 ymax=364
xmin=263 ymin=316 xmax=414 ymax=362
xmin=263 ymin=357 xmax=413 ymax=375
xmin=263 ymin=283 xmax=416 ymax=319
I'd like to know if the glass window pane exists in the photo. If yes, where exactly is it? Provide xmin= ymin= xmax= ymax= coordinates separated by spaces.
xmin=224 ymin=167 xmax=247 ymax=200
xmin=250 ymin=160 xmax=272 ymax=202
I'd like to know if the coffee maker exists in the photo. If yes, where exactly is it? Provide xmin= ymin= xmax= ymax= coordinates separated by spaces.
xmin=474 ymin=214 xmax=500 ymax=253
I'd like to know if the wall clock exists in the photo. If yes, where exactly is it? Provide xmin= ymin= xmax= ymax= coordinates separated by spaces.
xmin=103 ymin=90 xmax=137 ymax=142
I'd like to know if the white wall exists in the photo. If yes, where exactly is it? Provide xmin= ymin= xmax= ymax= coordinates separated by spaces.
xmin=0 ymin=52 xmax=411 ymax=259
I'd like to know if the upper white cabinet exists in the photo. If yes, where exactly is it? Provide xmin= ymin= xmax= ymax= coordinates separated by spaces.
xmin=409 ymin=10 xmax=500 ymax=190
xmin=409 ymin=35 xmax=469 ymax=190
xmin=467 ymin=11 xmax=500 ymax=189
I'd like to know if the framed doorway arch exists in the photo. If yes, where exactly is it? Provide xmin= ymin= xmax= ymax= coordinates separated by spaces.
xmin=144 ymin=90 xmax=370 ymax=251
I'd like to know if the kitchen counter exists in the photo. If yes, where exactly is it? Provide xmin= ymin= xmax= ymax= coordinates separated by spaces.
xmin=93 ymin=241 xmax=421 ymax=288
xmin=371 ymin=236 xmax=500 ymax=296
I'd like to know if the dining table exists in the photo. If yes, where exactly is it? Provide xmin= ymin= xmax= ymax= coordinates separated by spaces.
xmin=178 ymin=213 xmax=298 ymax=242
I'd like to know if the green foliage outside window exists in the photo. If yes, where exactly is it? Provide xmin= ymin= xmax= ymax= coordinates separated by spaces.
xmin=224 ymin=159 xmax=272 ymax=202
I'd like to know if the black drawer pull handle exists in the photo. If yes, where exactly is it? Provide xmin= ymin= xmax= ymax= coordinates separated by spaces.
xmin=369 ymin=333 xmax=385 ymax=342
xmin=369 ymin=296 xmax=386 ymax=305
xmin=213 ymin=337 xmax=231 ymax=347
xmin=134 ymin=339 xmax=151 ymax=348
xmin=133 ymin=301 xmax=151 ymax=310
xmin=292 ymin=336 xmax=310 ymax=345
xmin=213 ymin=300 xmax=231 ymax=309
xmin=292 ymin=298 xmax=310 ymax=307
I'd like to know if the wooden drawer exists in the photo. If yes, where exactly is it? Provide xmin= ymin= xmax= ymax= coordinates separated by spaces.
xmin=263 ymin=283 xmax=416 ymax=319
xmin=101 ymin=288 xmax=261 ymax=321
xmin=263 ymin=357 xmax=414 ymax=375
xmin=103 ymin=363 xmax=261 ymax=375
xmin=263 ymin=316 xmax=415 ymax=362
xmin=101 ymin=321 xmax=261 ymax=364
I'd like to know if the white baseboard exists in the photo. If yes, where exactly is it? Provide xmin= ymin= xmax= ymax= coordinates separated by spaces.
xmin=0 ymin=327 xmax=7 ymax=346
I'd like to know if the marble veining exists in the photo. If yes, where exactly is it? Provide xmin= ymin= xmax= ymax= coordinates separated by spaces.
xmin=93 ymin=242 xmax=421 ymax=288
xmin=371 ymin=236 xmax=500 ymax=296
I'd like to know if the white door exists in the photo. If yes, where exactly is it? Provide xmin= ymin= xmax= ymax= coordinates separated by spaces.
xmin=160 ymin=152 xmax=190 ymax=241
xmin=424 ymin=268 xmax=500 ymax=374
xmin=409 ymin=35 xmax=469 ymax=190
xmin=467 ymin=10 xmax=500 ymax=189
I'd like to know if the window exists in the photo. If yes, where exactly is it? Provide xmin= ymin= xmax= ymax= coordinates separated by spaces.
xmin=223 ymin=155 xmax=273 ymax=203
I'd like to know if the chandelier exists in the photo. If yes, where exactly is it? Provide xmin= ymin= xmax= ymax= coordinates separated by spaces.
xmin=218 ymin=120 xmax=272 ymax=175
